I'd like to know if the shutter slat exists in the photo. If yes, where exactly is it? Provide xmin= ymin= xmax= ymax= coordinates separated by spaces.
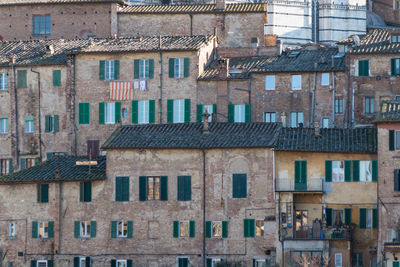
xmin=205 ymin=221 xmax=211 ymax=238
xmin=99 ymin=102 xmax=105 ymax=125
xmin=169 ymin=58 xmax=175 ymax=78
xmin=197 ymin=104 xmax=203 ymax=122
xmin=173 ymin=221 xmax=179 ymax=238
xmin=353 ymin=160 xmax=360 ymax=182
xmin=390 ymin=130 xmax=395 ymax=151
xmin=127 ymin=220 xmax=133 ymax=238
xmin=222 ymin=221 xmax=228 ymax=238
xmin=359 ymin=208 xmax=366 ymax=228
xmin=114 ymin=60 xmax=119 ymax=80
xmin=99 ymin=60 xmax=105 ymax=80
xmin=160 ymin=176 xmax=168 ymax=201
xmin=189 ymin=220 xmax=195 ymax=237
xmin=90 ymin=221 xmax=96 ymax=237
xmin=48 ymin=221 xmax=54 ymax=238
xmin=32 ymin=221 xmax=38 ymax=238
xmin=132 ymin=100 xmax=138 ymax=124
xmin=111 ymin=221 xmax=117 ymax=238
xmin=228 ymin=104 xmax=234 ymax=122
xmin=149 ymin=99 xmax=155 ymax=123
xmin=345 ymin=160 xmax=351 ymax=182
xmin=184 ymin=58 xmax=189 ymax=77
xmin=74 ymin=221 xmax=80 ymax=238
xmin=134 ymin=59 xmax=139 ymax=79
xmin=149 ymin=59 xmax=154 ymax=79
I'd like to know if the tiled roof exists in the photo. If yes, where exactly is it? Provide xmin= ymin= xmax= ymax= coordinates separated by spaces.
xmin=102 ymin=122 xmax=281 ymax=149
xmin=376 ymin=101 xmax=400 ymax=122
xmin=347 ymin=28 xmax=400 ymax=54
xmin=0 ymin=156 xmax=106 ymax=184
xmin=0 ymin=0 xmax=123 ymax=5
xmin=275 ymin=127 xmax=377 ymax=153
xmin=74 ymin=35 xmax=214 ymax=54
xmin=118 ymin=3 xmax=267 ymax=14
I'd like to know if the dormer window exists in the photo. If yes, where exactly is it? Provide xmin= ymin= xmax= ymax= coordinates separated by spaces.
xmin=392 ymin=34 xmax=400 ymax=43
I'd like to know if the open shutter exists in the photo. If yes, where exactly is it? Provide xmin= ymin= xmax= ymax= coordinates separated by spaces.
xmin=149 ymin=100 xmax=155 ymax=123
xmin=111 ymin=221 xmax=117 ymax=238
xmin=131 ymin=100 xmax=138 ymax=124
xmin=372 ymin=160 xmax=378 ymax=182
xmin=169 ymin=58 xmax=175 ymax=78
xmin=74 ymin=257 xmax=80 ymax=267
xmin=395 ymin=170 xmax=400 ymax=192
xmin=373 ymin=208 xmax=378 ymax=229
xmin=390 ymin=130 xmax=395 ymax=151
xmin=184 ymin=99 xmax=191 ymax=123
xmin=90 ymin=221 xmax=96 ymax=237
xmin=134 ymin=59 xmax=139 ymax=79
xmin=173 ymin=221 xmax=179 ymax=237
xmin=345 ymin=160 xmax=351 ymax=182
xmin=228 ymin=104 xmax=234 ymax=122
xmin=111 ymin=260 xmax=116 ymax=267
xmin=205 ymin=221 xmax=211 ymax=238
xmin=20 ymin=158 xmax=26 ymax=170
xmin=127 ymin=220 xmax=133 ymax=238
xmin=189 ymin=220 xmax=195 ymax=237
xmin=249 ymin=219 xmax=255 ymax=237
xmin=326 ymin=208 xmax=332 ymax=227
xmin=359 ymin=208 xmax=366 ymax=228
xmin=9 ymin=158 xmax=13 ymax=173
xmin=99 ymin=60 xmax=105 ymax=80
xmin=48 ymin=221 xmax=54 ymax=238
xmin=85 ymin=256 xmax=90 ymax=267
xmin=206 ymin=259 xmax=212 ymax=267
xmin=37 ymin=184 xmax=41 ymax=202
xmin=45 ymin=115 xmax=50 ymax=132
xmin=84 ymin=182 xmax=92 ymax=202
xmin=197 ymin=104 xmax=203 ymax=122
xmin=139 ymin=176 xmax=147 ymax=201
xmin=99 ymin=102 xmax=105 ymax=124
xmin=114 ymin=60 xmax=119 ymax=80
xmin=35 ymin=157 xmax=40 ymax=165
xmin=115 ymin=102 xmax=121 ymax=122
xmin=32 ymin=221 xmax=38 ymax=238
xmin=48 ymin=260 xmax=54 ymax=267
xmin=54 ymin=115 xmax=59 ymax=132
xmin=80 ymin=182 xmax=84 ymax=202
xmin=167 ymin=99 xmax=173 ymax=123
xmin=160 ymin=176 xmax=168 ymax=201
xmin=74 ymin=221 xmax=80 ymax=238
xmin=392 ymin=58 xmax=397 ymax=76
xmin=352 ymin=160 xmax=360 ymax=182
xmin=127 ymin=260 xmax=132 ymax=267
xmin=149 ymin=59 xmax=154 ymax=78
xmin=245 ymin=104 xmax=251 ymax=122
xmin=244 ymin=219 xmax=249 ymax=237
xmin=184 ymin=58 xmax=189 ymax=77
xmin=41 ymin=184 xmax=49 ymax=203
xmin=325 ymin=160 xmax=332 ymax=182
xmin=345 ymin=208 xmax=352 ymax=225
xmin=222 ymin=221 xmax=228 ymax=238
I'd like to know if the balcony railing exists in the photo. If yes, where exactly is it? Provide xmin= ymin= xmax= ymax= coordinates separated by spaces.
xmin=284 ymin=226 xmax=352 ymax=241
xmin=275 ymin=178 xmax=324 ymax=192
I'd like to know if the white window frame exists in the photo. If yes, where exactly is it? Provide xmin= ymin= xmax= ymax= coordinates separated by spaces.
xmin=322 ymin=118 xmax=329 ymax=128
xmin=79 ymin=258 xmax=86 ymax=267
xmin=364 ymin=97 xmax=374 ymax=114
xmin=117 ymin=221 xmax=128 ymax=238
xmin=255 ymin=219 xmax=264 ymax=237
xmin=25 ymin=117 xmax=34 ymax=133
xmin=80 ymin=221 xmax=91 ymax=238
xmin=264 ymin=112 xmax=276 ymax=123
xmin=116 ymin=259 xmax=127 ymax=267
xmin=105 ymin=103 xmax=115 ymax=124
xmin=138 ymin=100 xmax=150 ymax=124
xmin=0 ymin=118 xmax=8 ymax=134
xmin=265 ymin=75 xmax=275 ymax=90
xmin=173 ymin=100 xmax=185 ymax=123
xmin=335 ymin=253 xmax=342 ymax=267
xmin=8 ymin=222 xmax=16 ymax=237
xmin=105 ymin=60 xmax=115 ymax=80
xmin=174 ymin=58 xmax=184 ymax=78
xmin=290 ymin=112 xmax=304 ymax=127
xmin=0 ymin=73 xmax=8 ymax=90
xmin=335 ymin=98 xmax=343 ymax=114
xmin=254 ymin=259 xmax=266 ymax=267
xmin=36 ymin=260 xmax=48 ymax=267
xmin=359 ymin=161 xmax=372 ymax=182
xmin=38 ymin=221 xmax=48 ymax=238
xmin=367 ymin=209 xmax=372 ymax=228
xmin=321 ymin=73 xmax=330 ymax=86
xmin=139 ymin=59 xmax=150 ymax=79
xmin=291 ymin=75 xmax=302 ymax=90
xmin=202 ymin=105 xmax=214 ymax=122
xmin=234 ymin=104 xmax=245 ymax=123
xmin=179 ymin=221 xmax=189 ymax=238
xmin=332 ymin=161 xmax=345 ymax=182
xmin=211 ymin=221 xmax=222 ymax=238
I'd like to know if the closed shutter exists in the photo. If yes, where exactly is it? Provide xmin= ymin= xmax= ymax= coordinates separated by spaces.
xmin=197 ymin=104 xmax=203 ymax=122
xmin=114 ymin=60 xmax=119 ymax=80
xmin=85 ymin=256 xmax=90 ymax=267
xmin=41 ymin=184 xmax=49 ymax=203
xmin=173 ymin=221 xmax=179 ymax=237
xmin=394 ymin=262 xmax=399 ymax=267
xmin=139 ymin=176 xmax=147 ymax=201
xmin=99 ymin=102 xmax=105 ymax=124
xmin=244 ymin=219 xmax=255 ymax=237
xmin=115 ymin=102 xmax=121 ymax=122
xmin=48 ymin=221 xmax=54 ymax=238
xmin=392 ymin=58 xmax=397 ymax=76
xmin=373 ymin=208 xmax=378 ymax=229
xmin=189 ymin=220 xmax=195 ymax=237
xmin=111 ymin=260 xmax=116 ymax=267
xmin=8 ymin=158 xmax=13 ymax=173
xmin=79 ymin=103 xmax=90 ymax=125
xmin=325 ymin=160 xmax=332 ymax=182
xmin=127 ymin=220 xmax=133 ymax=238
xmin=395 ymin=170 xmax=400 ymax=192
xmin=167 ymin=99 xmax=173 ymax=123
xmin=149 ymin=100 xmax=155 ymax=123
xmin=74 ymin=221 xmax=80 ymax=238
xmin=205 ymin=221 xmax=211 ymax=238
xmin=249 ymin=219 xmax=255 ymax=237
xmin=206 ymin=259 xmax=212 ymax=267
xmin=111 ymin=221 xmax=117 ymax=238
xmin=84 ymin=182 xmax=92 ymax=202
xmin=20 ymin=158 xmax=26 ymax=170
xmin=45 ymin=115 xmax=50 ymax=132
xmin=222 ymin=221 xmax=228 ymax=238
xmin=326 ymin=208 xmax=332 ymax=227
xmin=99 ymin=60 xmax=105 ymax=80
xmin=90 ymin=221 xmax=96 ymax=237
xmin=345 ymin=160 xmax=351 ymax=182
xmin=32 ymin=221 xmax=38 ymax=238
xmin=149 ymin=59 xmax=154 ymax=79
xmin=184 ymin=58 xmax=189 ymax=77
xmin=245 ymin=104 xmax=251 ymax=122
xmin=53 ymin=115 xmax=59 ymax=132
xmin=160 ymin=176 xmax=168 ymax=201
xmin=17 ymin=70 xmax=27 ymax=88
xmin=184 ymin=99 xmax=191 ymax=123
xmin=53 ymin=70 xmax=61 ymax=86
xmin=244 ymin=219 xmax=249 ymax=237
xmin=169 ymin=58 xmax=175 ymax=78
xmin=228 ymin=104 xmax=234 ymax=122
xmin=127 ymin=260 xmax=132 ymax=267
xmin=372 ymin=160 xmax=378 ymax=182
xmin=390 ymin=130 xmax=395 ymax=151
xmin=80 ymin=182 xmax=84 ymax=202
xmin=74 ymin=257 xmax=79 ymax=267
xmin=131 ymin=100 xmax=138 ymax=124
xmin=177 ymin=176 xmax=191 ymax=201
xmin=179 ymin=258 xmax=189 ymax=267
xmin=35 ymin=157 xmax=40 ymax=165
xmin=232 ymin=174 xmax=247 ymax=198
xmin=359 ymin=208 xmax=366 ymax=228
xmin=352 ymin=160 xmax=360 ymax=182
xmin=31 ymin=261 xmax=37 ymax=267
xmin=345 ymin=208 xmax=352 ymax=225
xmin=115 ymin=177 xmax=129 ymax=202
xmin=134 ymin=59 xmax=139 ymax=79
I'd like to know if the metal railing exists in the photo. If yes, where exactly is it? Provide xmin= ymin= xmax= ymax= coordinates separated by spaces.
xmin=275 ymin=178 xmax=324 ymax=192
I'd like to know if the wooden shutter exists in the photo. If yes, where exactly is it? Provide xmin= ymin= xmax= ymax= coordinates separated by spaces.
xmin=390 ymin=130 xmax=395 ymax=151
xmin=8 ymin=158 xmax=13 ymax=173
xmin=114 ymin=60 xmax=119 ymax=80
xmin=17 ymin=70 xmax=27 ymax=88
xmin=111 ymin=260 xmax=117 ymax=267
xmin=45 ymin=115 xmax=50 ymax=132
xmin=99 ymin=60 xmax=105 ymax=80
xmin=249 ymin=219 xmax=255 ymax=237
xmin=79 ymin=103 xmax=90 ymax=125
xmin=20 ymin=158 xmax=26 ymax=170
xmin=115 ymin=177 xmax=129 ymax=202
xmin=32 ymin=221 xmax=38 ymax=238
xmin=149 ymin=59 xmax=154 ymax=78
xmin=53 ymin=70 xmax=61 ymax=86
xmin=37 ymin=184 xmax=41 ymax=202
xmin=173 ymin=221 xmax=179 ymax=237
xmin=169 ymin=58 xmax=175 ymax=78
xmin=245 ymin=104 xmax=251 ymax=122
xmin=395 ymin=170 xmax=400 ymax=191
xmin=85 ymin=256 xmax=90 ymax=267
xmin=189 ymin=220 xmax=195 ymax=237
xmin=326 ymin=208 xmax=332 ymax=227
xmin=54 ymin=115 xmax=59 ymax=132
xmin=344 ymin=160 xmax=351 ymax=182
xmin=345 ymin=208 xmax=352 ymax=225
xmin=197 ymin=104 xmax=203 ymax=122
xmin=149 ymin=100 xmax=155 ymax=123
xmin=222 ymin=221 xmax=228 ymax=238
xmin=31 ymin=261 xmax=37 ymax=267
xmin=127 ymin=220 xmax=133 ymax=238
xmin=127 ymin=260 xmax=132 ymax=267
xmin=233 ymin=173 xmax=247 ymax=198
xmin=80 ymin=182 xmax=84 ymax=202
xmin=325 ymin=160 xmax=332 ymax=182
xmin=184 ymin=58 xmax=189 ymax=77
xmin=167 ymin=99 xmax=173 ymax=123
xmin=244 ymin=219 xmax=249 ymax=237
xmin=206 ymin=259 xmax=212 ymax=267
xmin=352 ymin=160 xmax=360 ymax=182
xmin=115 ymin=102 xmax=121 ymax=122
xmin=134 ymin=59 xmax=139 ymax=79
xmin=184 ymin=99 xmax=191 ymax=123
xmin=90 ymin=221 xmax=96 ymax=237
xmin=160 ymin=176 xmax=168 ymax=201
xmin=99 ymin=102 xmax=105 ymax=124
xmin=139 ymin=176 xmax=147 ymax=201
xmin=372 ymin=160 xmax=378 ymax=182
xmin=41 ymin=184 xmax=49 ymax=203
xmin=111 ymin=221 xmax=117 ymax=238
xmin=84 ymin=182 xmax=92 ymax=202
xmin=359 ymin=208 xmax=366 ymax=228
xmin=74 ymin=221 xmax=80 ymax=238
xmin=35 ymin=157 xmax=40 ymax=165
xmin=74 ymin=257 xmax=79 ymax=267
xmin=205 ymin=221 xmax=211 ymax=238
xmin=131 ymin=100 xmax=138 ymax=124
xmin=373 ymin=208 xmax=378 ymax=229
xmin=228 ymin=104 xmax=234 ymax=122
xmin=48 ymin=221 xmax=54 ymax=238
xmin=48 ymin=260 xmax=54 ymax=267
xmin=392 ymin=58 xmax=397 ymax=76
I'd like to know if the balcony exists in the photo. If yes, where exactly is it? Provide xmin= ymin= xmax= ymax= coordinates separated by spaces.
xmin=275 ymin=178 xmax=324 ymax=192
xmin=283 ymin=225 xmax=352 ymax=241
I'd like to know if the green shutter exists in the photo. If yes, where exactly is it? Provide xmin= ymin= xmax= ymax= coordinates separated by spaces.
xmin=127 ymin=260 xmax=132 ymax=267
xmin=359 ymin=60 xmax=369 ymax=77
xmin=115 ymin=177 xmax=129 ymax=202
xmin=326 ymin=208 xmax=332 ymax=227
xmin=184 ymin=99 xmax=191 ymax=123
xmin=392 ymin=58 xmax=397 ymax=76
xmin=41 ymin=184 xmax=49 ymax=203
xmin=394 ymin=262 xmax=399 ymax=267
xmin=99 ymin=60 xmax=105 ymax=80
xmin=127 ymin=220 xmax=133 ymax=238
xmin=85 ymin=257 xmax=90 ymax=267
xmin=373 ymin=208 xmax=378 ymax=229
xmin=173 ymin=221 xmax=179 ymax=237
xmin=189 ymin=220 xmax=195 ymax=237
xmin=372 ymin=160 xmax=378 ymax=182
xmin=222 ymin=221 xmax=228 ymax=238
xmin=111 ymin=221 xmax=117 ymax=238
xmin=90 ymin=221 xmax=96 ymax=237
xmin=132 ymin=100 xmax=138 ymax=124
xmin=207 ymin=259 xmax=212 ymax=267
xmin=149 ymin=59 xmax=154 ymax=79
xmin=325 ymin=160 xmax=332 ymax=182
xmin=32 ymin=221 xmax=38 ymax=238
xmin=167 ymin=99 xmax=173 ymax=123
xmin=115 ymin=102 xmax=121 ymax=122
xmin=48 ymin=221 xmax=54 ymax=238
xmin=111 ymin=260 xmax=117 ymax=267
xmin=84 ymin=182 xmax=92 ymax=202
xmin=31 ymin=261 xmax=37 ymax=267
xmin=139 ymin=176 xmax=147 ymax=201
xmin=74 ymin=257 xmax=79 ymax=267
xmin=244 ymin=219 xmax=249 ymax=237
xmin=169 ymin=58 xmax=175 ymax=78
xmin=359 ymin=208 xmax=366 ymax=228
xmin=345 ymin=208 xmax=352 ymax=225
xmin=197 ymin=104 xmax=203 ymax=122
xmin=8 ymin=158 xmax=13 ymax=173
xmin=177 ymin=176 xmax=191 ymax=201
xmin=345 ymin=160 xmax=351 ymax=182
xmin=205 ymin=221 xmax=211 ymax=238
xmin=228 ymin=104 xmax=234 ymax=122
xmin=48 ymin=260 xmax=54 ymax=267
xmin=20 ymin=158 xmax=26 ymax=170
xmin=233 ymin=174 xmax=247 ymax=198
xmin=160 ymin=176 xmax=168 ymax=201
xmin=35 ymin=157 xmax=40 ymax=165
xmin=74 ymin=221 xmax=80 ymax=238
xmin=114 ymin=60 xmax=119 ymax=80
xmin=46 ymin=152 xmax=53 ymax=160
xmin=80 ymin=182 xmax=84 ymax=202
xmin=53 ymin=70 xmax=61 ymax=86
xmin=45 ymin=115 xmax=50 ymax=132
xmin=99 ymin=102 xmax=105 ymax=124
xmin=37 ymin=184 xmax=41 ymax=202
xmin=53 ymin=115 xmax=59 ymax=132
xmin=249 ymin=219 xmax=255 ymax=237
xmin=245 ymin=104 xmax=251 ymax=122
xmin=149 ymin=100 xmax=155 ymax=123
xmin=134 ymin=59 xmax=139 ymax=79
xmin=79 ymin=103 xmax=90 ymax=125
xmin=353 ymin=160 xmax=360 ymax=182
xmin=184 ymin=58 xmax=189 ymax=77
xmin=213 ymin=104 xmax=216 ymax=114
xmin=17 ymin=70 xmax=27 ymax=88
xmin=390 ymin=130 xmax=395 ymax=151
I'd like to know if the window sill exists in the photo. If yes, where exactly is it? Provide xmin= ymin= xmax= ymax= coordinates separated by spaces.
xmin=7 ymin=236 xmax=17 ymax=240
xmin=0 ymin=90 xmax=9 ymax=92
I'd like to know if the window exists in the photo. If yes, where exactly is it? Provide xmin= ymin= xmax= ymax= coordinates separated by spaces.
xmin=52 ymin=70 xmax=61 ymax=86
xmin=254 ymin=259 xmax=267 ymax=267
xmin=206 ymin=258 xmax=223 ymax=267
xmin=364 ymin=97 xmax=374 ymax=114
xmin=169 ymin=58 xmax=189 ymax=78
xmin=177 ymin=257 xmax=189 ymax=267
xmin=212 ymin=221 xmax=222 ymax=238
xmin=352 ymin=252 xmax=363 ymax=267
xmin=20 ymin=158 xmax=38 ymax=170
xmin=367 ymin=209 xmax=372 ymax=228
xmin=39 ymin=222 xmax=49 ymax=238
xmin=106 ymin=103 xmax=116 ymax=124
xmin=139 ymin=176 xmax=168 ymax=201
xmin=138 ymin=100 xmax=150 ymax=124
xmin=17 ymin=70 xmax=27 ymax=88
xmin=147 ymin=176 xmax=161 ymax=200
xmin=74 ymin=220 xmax=95 ymax=238
xmin=392 ymin=58 xmax=400 ymax=76
xmin=322 ymin=118 xmax=329 ymax=128
xmin=79 ymin=258 xmax=87 ymax=267
xmin=116 ymin=260 xmax=127 ymax=267
xmin=234 ymin=104 xmax=245 ymax=122
xmin=256 ymin=220 xmax=264 ymax=237
xmin=201 ymin=104 xmax=215 ymax=122
xmin=73 ymin=257 xmax=91 ymax=267
xmin=0 ymin=73 xmax=8 ymax=90
xmin=244 ymin=219 xmax=264 ymax=237
xmin=36 ymin=260 xmax=48 ymax=267
xmin=117 ymin=221 xmax=128 ymax=238
xmin=25 ymin=116 xmax=34 ymax=133
xmin=105 ymin=60 xmax=115 ymax=80
xmin=0 ymin=159 xmax=11 ymax=175
xmin=80 ymin=182 xmax=92 ymax=202
xmin=177 ymin=176 xmax=191 ymax=201
xmin=290 ymin=112 xmax=304 ymax=127
xmin=359 ymin=161 xmax=372 ymax=182
xmin=359 ymin=208 xmax=377 ymax=229
xmin=167 ymin=99 xmax=191 ymax=123
xmin=80 ymin=221 xmax=91 ymax=238
xmin=32 ymin=221 xmax=53 ymax=238
xmin=33 ymin=15 xmax=50 ymax=35
xmin=79 ymin=103 xmax=90 ymax=125
xmin=291 ymin=75 xmax=302 ymax=90
xmin=321 ymin=73 xmax=329 ymax=86
xmin=174 ymin=58 xmax=184 ymax=78
xmin=173 ymin=221 xmax=195 ymax=238
xmin=228 ymin=104 xmax=250 ymax=123
xmin=0 ymin=118 xmax=8 ymax=133
xmin=232 ymin=173 xmax=247 ymax=198
xmin=205 ymin=221 xmax=228 ymax=238
xmin=392 ymin=34 xmax=400 ymax=42
xmin=115 ymin=176 xmax=129 ymax=202
xmin=173 ymin=99 xmax=185 ymax=123
xmin=99 ymin=101 xmax=121 ymax=124
xmin=8 ymin=222 xmax=16 ymax=238
xmin=264 ymin=112 xmax=276 ymax=123
xmin=46 ymin=152 xmax=67 ymax=160
xmin=332 ymin=161 xmax=345 ymax=182
xmin=332 ymin=209 xmax=344 ymax=226
xmin=265 ymin=75 xmax=275 ymax=90
xmin=111 ymin=220 xmax=133 ymax=238
xmin=335 ymin=253 xmax=342 ymax=267
xmin=45 ymin=115 xmax=59 ymax=133
xmin=358 ymin=60 xmax=369 ymax=77
xmin=37 ymin=184 xmax=49 ymax=203
xmin=335 ymin=98 xmax=343 ymax=114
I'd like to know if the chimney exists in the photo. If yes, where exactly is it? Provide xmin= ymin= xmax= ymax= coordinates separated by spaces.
xmin=46 ymin=44 xmax=54 ymax=55
xmin=55 ymin=169 xmax=61 ymax=178
xmin=216 ymin=0 xmax=226 ymax=10
xmin=88 ymin=38 xmax=95 ymax=46
xmin=202 ymin=110 xmax=210 ymax=134
xmin=217 ymin=57 xmax=229 ymax=79
xmin=264 ymin=34 xmax=278 ymax=47
xmin=9 ymin=56 xmax=16 ymax=64
xmin=281 ymin=112 xmax=286 ymax=127
xmin=314 ymin=121 xmax=320 ymax=136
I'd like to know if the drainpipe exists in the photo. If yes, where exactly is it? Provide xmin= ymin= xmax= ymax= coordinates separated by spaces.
xmin=202 ymin=149 xmax=206 ymax=267
xmin=12 ymin=64 xmax=19 ymax=170
xmin=30 ymin=69 xmax=42 ymax=160
xmin=352 ymin=83 xmax=355 ymax=127
xmin=331 ymin=72 xmax=335 ymax=127
xmin=159 ymin=36 xmax=163 ymax=123
xmin=58 ymin=182 xmax=63 ymax=254
xmin=189 ymin=14 xmax=193 ymax=36
xmin=311 ymin=72 xmax=317 ymax=126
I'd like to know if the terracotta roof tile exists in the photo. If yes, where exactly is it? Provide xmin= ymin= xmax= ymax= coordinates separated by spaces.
xmin=347 ymin=28 xmax=400 ymax=54
xmin=376 ymin=100 xmax=400 ymax=122
xmin=0 ymin=0 xmax=123 ymax=5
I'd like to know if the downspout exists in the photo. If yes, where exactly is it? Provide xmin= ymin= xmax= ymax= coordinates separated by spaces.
xmin=311 ymin=72 xmax=317 ymax=126
xmin=202 ymin=149 xmax=206 ymax=267
xmin=159 ymin=36 xmax=163 ymax=123
xmin=12 ymin=65 xmax=19 ymax=169
xmin=73 ymin=56 xmax=78 ymax=156
xmin=352 ymin=83 xmax=355 ymax=127
xmin=58 ymin=182 xmax=63 ymax=254
xmin=189 ymin=14 xmax=193 ymax=36
xmin=331 ymin=72 xmax=335 ymax=127
xmin=248 ymin=76 xmax=252 ymax=120
xmin=30 ymin=69 xmax=42 ymax=160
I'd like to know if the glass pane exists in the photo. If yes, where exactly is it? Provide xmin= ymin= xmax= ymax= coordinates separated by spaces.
xmin=40 ymin=16 xmax=45 ymax=34
xmin=256 ymin=220 xmax=264 ymax=237
xmin=139 ymin=101 xmax=149 ymax=124
xmin=298 ymin=113 xmax=304 ymax=126
xmin=290 ymin=112 xmax=297 ymax=127
xmin=45 ymin=16 xmax=50 ymax=34
xmin=203 ymin=105 xmax=213 ymax=122
xmin=265 ymin=75 xmax=275 ymax=90
xmin=212 ymin=222 xmax=222 ymax=237
xmin=360 ymin=161 xmax=372 ymax=182
xmin=322 ymin=118 xmax=329 ymax=128
xmin=396 ymin=132 xmax=400 ymax=149
xmin=332 ymin=161 xmax=344 ymax=182
xmin=147 ymin=177 xmax=154 ymax=200
xmin=292 ymin=75 xmax=301 ymax=90
xmin=34 ymin=16 xmax=40 ymax=34
xmin=333 ymin=210 xmax=343 ymax=226
xmin=154 ymin=177 xmax=160 ymax=200
xmin=321 ymin=73 xmax=329 ymax=85
xmin=367 ymin=209 xmax=372 ymax=228
xmin=180 ymin=221 xmax=189 ymax=237
xmin=173 ymin=100 xmax=184 ymax=123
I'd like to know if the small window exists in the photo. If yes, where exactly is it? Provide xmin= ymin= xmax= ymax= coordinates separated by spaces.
xmin=254 ymin=259 xmax=266 ymax=267
xmin=80 ymin=182 xmax=92 ymax=202
xmin=321 ymin=73 xmax=329 ymax=86
xmin=79 ymin=257 xmax=88 ymax=267
xmin=25 ymin=116 xmax=34 ymax=133
xmin=359 ymin=161 xmax=372 ymax=182
xmin=291 ymin=75 xmax=302 ymax=90
xmin=105 ymin=60 xmax=115 ymax=80
xmin=139 ymin=59 xmax=150 ymax=79
xmin=38 ymin=222 xmax=49 ymax=238
xmin=37 ymin=260 xmax=48 ymax=267
xmin=208 ymin=258 xmax=222 ymax=267
xmin=264 ymin=112 xmax=276 ymax=123
xmin=173 ymin=100 xmax=185 ymax=123
xmin=256 ymin=220 xmax=264 ymax=237
xmin=335 ymin=253 xmax=342 ymax=267
xmin=234 ymin=104 xmax=246 ymax=123
xmin=212 ymin=221 xmax=222 ymax=238
xmin=177 ymin=257 xmax=189 ymax=267
xmin=332 ymin=161 xmax=345 ymax=182
xmin=115 ymin=177 xmax=129 ymax=202
xmin=358 ymin=60 xmax=369 ymax=77
xmin=25 ymin=158 xmax=36 ymax=168
xmin=52 ymin=70 xmax=61 ymax=86
xmin=177 ymin=176 xmax=191 ymax=201
xmin=33 ymin=15 xmax=50 ymax=35
xmin=117 ymin=221 xmax=128 ymax=238
xmin=364 ymin=97 xmax=374 ymax=114
xmin=367 ymin=209 xmax=372 ymax=228
xmin=0 ymin=118 xmax=8 ymax=134
xmin=392 ymin=34 xmax=400 ymax=42
xmin=392 ymin=58 xmax=400 ymax=75
xmin=138 ymin=100 xmax=150 ymax=124
xmin=45 ymin=115 xmax=59 ymax=133
xmin=394 ymin=169 xmax=400 ymax=191
xmin=232 ymin=173 xmax=247 ymax=198
xmin=332 ymin=209 xmax=344 ymax=226
xmin=105 ymin=103 xmax=116 ymax=124
xmin=80 ymin=221 xmax=91 ymax=238
xmin=179 ymin=221 xmax=189 ymax=237
xmin=352 ymin=253 xmax=363 ymax=266
xmin=116 ymin=260 xmax=127 ymax=267
xmin=322 ymin=118 xmax=329 ymax=128
xmin=37 ymin=184 xmax=49 ymax=203
xmin=174 ymin=58 xmax=184 ymax=78
xmin=8 ymin=222 xmax=16 ymax=238
xmin=265 ymin=75 xmax=275 ymax=90
xmin=335 ymin=98 xmax=343 ymax=114
xmin=202 ymin=105 xmax=214 ymax=122
xmin=0 ymin=73 xmax=8 ymax=90
xmin=147 ymin=176 xmax=161 ymax=200
xmin=0 ymin=159 xmax=10 ymax=175
xmin=290 ymin=112 xmax=304 ymax=128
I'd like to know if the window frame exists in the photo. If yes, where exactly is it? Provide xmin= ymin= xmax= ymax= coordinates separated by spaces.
xmin=105 ymin=60 xmax=115 ymax=80
xmin=202 ymin=105 xmax=214 ymax=122
xmin=38 ymin=221 xmax=49 ymax=238
xmin=321 ymin=73 xmax=330 ymax=86
xmin=359 ymin=161 xmax=372 ymax=182
xmin=25 ymin=116 xmax=34 ymax=133
xmin=36 ymin=260 xmax=48 ymax=267
xmin=174 ymin=58 xmax=184 ymax=78
xmin=116 ymin=260 xmax=127 ymax=267
xmin=33 ymin=15 xmax=50 ymax=35
xmin=265 ymin=75 xmax=275 ymax=90
xmin=80 ymin=221 xmax=91 ymax=238
xmin=334 ymin=98 xmax=343 ymax=114
xmin=335 ymin=253 xmax=342 ymax=267
xmin=138 ymin=100 xmax=150 ymax=124
xmin=234 ymin=104 xmax=245 ymax=123
xmin=364 ymin=96 xmax=374 ymax=114
xmin=291 ymin=75 xmax=302 ymax=90
xmin=0 ymin=118 xmax=8 ymax=134
xmin=211 ymin=221 xmax=222 ymax=238
xmin=0 ymin=73 xmax=8 ymax=90
xmin=105 ymin=102 xmax=116 ymax=124
xmin=117 ymin=220 xmax=128 ymax=238
xmin=0 ymin=159 xmax=10 ymax=175
xmin=322 ymin=118 xmax=329 ymax=128
xmin=8 ymin=222 xmax=16 ymax=238
xmin=147 ymin=176 xmax=161 ymax=201
xmin=173 ymin=99 xmax=185 ymax=123
xmin=139 ymin=59 xmax=150 ymax=79
xmin=290 ymin=112 xmax=304 ymax=128
xmin=264 ymin=112 xmax=276 ymax=123
xmin=255 ymin=219 xmax=264 ymax=237
xmin=79 ymin=257 xmax=86 ymax=267
xmin=179 ymin=221 xmax=190 ymax=238
xmin=393 ymin=58 xmax=400 ymax=75
xmin=332 ymin=161 xmax=345 ymax=182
